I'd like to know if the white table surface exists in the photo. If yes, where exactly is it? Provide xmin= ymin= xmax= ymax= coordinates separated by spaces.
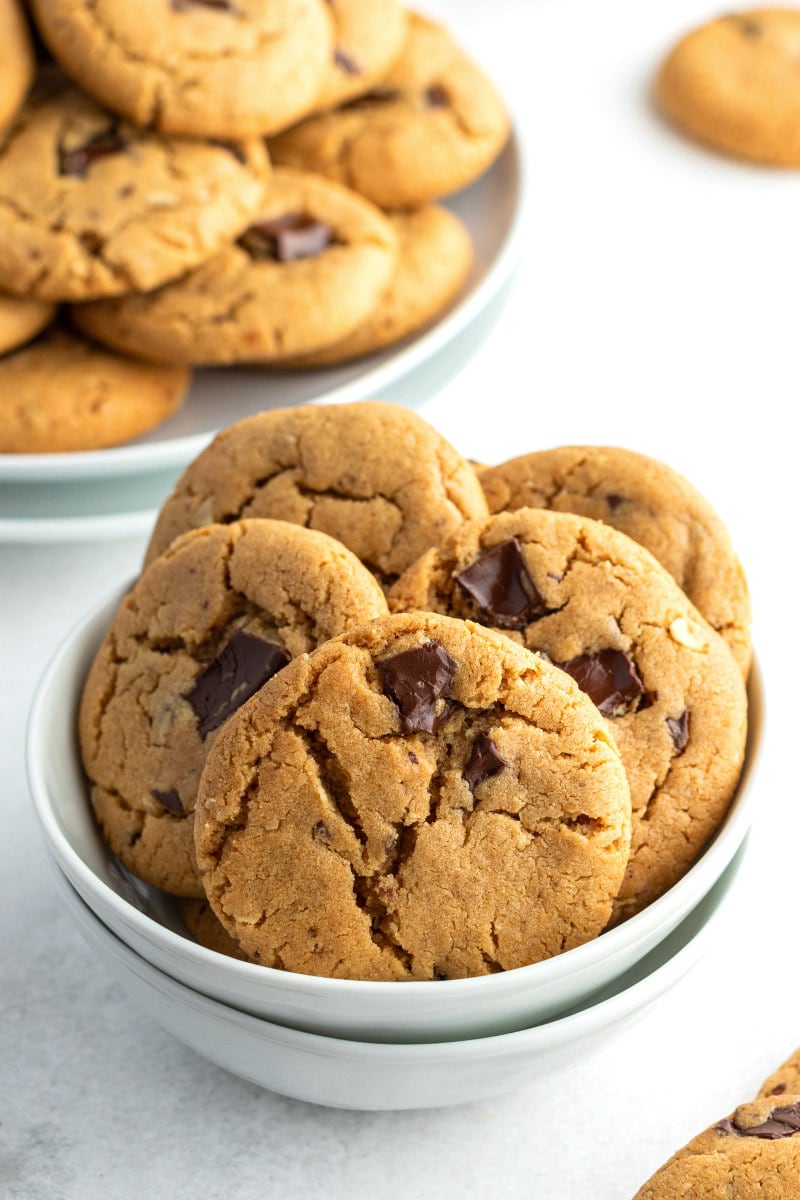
xmin=3 ymin=1 xmax=798 ymax=1196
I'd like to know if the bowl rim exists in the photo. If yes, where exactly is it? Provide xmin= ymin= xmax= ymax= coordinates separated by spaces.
xmin=28 ymin=580 xmax=763 ymax=1000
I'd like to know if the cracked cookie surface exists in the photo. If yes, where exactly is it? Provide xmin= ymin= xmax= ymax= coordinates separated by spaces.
xmin=269 ymin=12 xmax=510 ymax=208
xmin=144 ymin=400 xmax=489 ymax=581
xmin=0 ymin=293 xmax=55 ymax=357
xmin=29 ymin=0 xmax=333 ymax=139
xmin=0 ymin=0 xmax=34 ymax=134
xmin=388 ymin=508 xmax=748 ymax=919
xmin=0 ymin=77 xmax=269 ymax=301
xmin=71 ymin=168 xmax=398 ymax=364
xmin=194 ymin=611 xmax=631 ymax=980
xmin=479 ymin=445 xmax=752 ymax=676
xmin=79 ymin=518 xmax=388 ymax=896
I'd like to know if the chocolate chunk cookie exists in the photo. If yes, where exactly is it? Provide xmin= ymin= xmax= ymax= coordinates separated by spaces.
xmin=29 ymin=0 xmax=334 ymax=139
xmin=656 ymin=10 xmax=800 ymax=165
xmin=178 ymin=898 xmax=252 ymax=961
xmin=314 ymin=0 xmax=408 ymax=113
xmin=0 ymin=0 xmax=34 ymax=133
xmin=0 ymin=294 xmax=55 ymax=357
xmin=79 ymin=519 xmax=388 ymax=896
xmin=144 ymin=401 xmax=490 ymax=583
xmin=0 ymin=326 xmax=189 ymax=452
xmin=759 ymin=1048 xmax=800 ymax=1100
xmin=194 ymin=611 xmax=631 ymax=980
xmin=479 ymin=445 xmax=752 ymax=676
xmin=633 ymin=1095 xmax=800 ymax=1198
xmin=388 ymin=508 xmax=748 ymax=918
xmin=71 ymin=168 xmax=398 ymax=364
xmin=269 ymin=12 xmax=511 ymax=208
xmin=0 ymin=77 xmax=269 ymax=301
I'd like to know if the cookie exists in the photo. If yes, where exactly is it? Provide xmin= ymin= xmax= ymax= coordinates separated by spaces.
xmin=71 ymin=168 xmax=398 ymax=364
xmin=194 ymin=611 xmax=631 ymax=980
xmin=0 ymin=293 xmax=55 ymax=357
xmin=143 ymin=400 xmax=490 ymax=582
xmin=656 ymin=10 xmax=800 ymax=165
xmin=0 ymin=0 xmax=35 ymax=133
xmin=269 ymin=12 xmax=511 ymax=208
xmin=0 ymin=77 xmax=269 ymax=302
xmin=29 ymin=0 xmax=334 ymax=139
xmin=314 ymin=0 xmax=408 ymax=113
xmin=388 ymin=508 xmax=749 ymax=919
xmin=178 ymin=898 xmax=251 ymax=961
xmin=79 ymin=519 xmax=389 ymax=896
xmin=633 ymin=1095 xmax=800 ymax=1198
xmin=759 ymin=1049 xmax=800 ymax=1099
xmin=277 ymin=205 xmax=472 ymax=367
xmin=479 ymin=446 xmax=752 ymax=677
xmin=0 ymin=326 xmax=189 ymax=453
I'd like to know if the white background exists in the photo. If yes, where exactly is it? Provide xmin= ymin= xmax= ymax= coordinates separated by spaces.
xmin=3 ymin=1 xmax=798 ymax=1196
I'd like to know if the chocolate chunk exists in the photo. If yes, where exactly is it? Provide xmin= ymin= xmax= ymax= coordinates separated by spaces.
xmin=378 ymin=640 xmax=456 ymax=734
xmin=151 ymin=788 xmax=184 ymax=815
xmin=59 ymin=129 xmax=127 ymax=179
xmin=463 ymin=734 xmax=507 ymax=794
xmin=238 ymin=214 xmax=334 ymax=262
xmin=334 ymin=48 xmax=361 ymax=75
xmin=558 ymin=649 xmax=644 ymax=717
xmin=455 ymin=538 xmax=547 ymax=629
xmin=666 ymin=710 xmax=689 ymax=754
xmin=717 ymin=1102 xmax=800 ymax=1140
xmin=771 ymin=1084 xmax=789 ymax=1097
xmin=733 ymin=15 xmax=762 ymax=37
xmin=341 ymin=87 xmax=400 ymax=110
xmin=606 ymin=493 xmax=626 ymax=511
xmin=186 ymin=631 xmax=290 ymax=738
xmin=426 ymin=84 xmax=450 ymax=107
xmin=408 ymin=751 xmax=419 ymax=765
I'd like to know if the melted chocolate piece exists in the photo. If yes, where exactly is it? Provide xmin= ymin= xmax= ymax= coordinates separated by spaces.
xmin=463 ymin=734 xmax=507 ymax=794
xmin=238 ymin=214 xmax=333 ymax=262
xmin=558 ymin=649 xmax=645 ymax=717
xmin=378 ymin=640 xmax=456 ymax=734
xmin=151 ymin=788 xmax=184 ymax=815
xmin=717 ymin=1102 xmax=800 ymax=1140
xmin=59 ymin=129 xmax=127 ymax=179
xmin=426 ymin=84 xmax=450 ymax=107
xmin=771 ymin=1084 xmax=789 ymax=1097
xmin=186 ymin=631 xmax=290 ymax=738
xmin=455 ymin=539 xmax=547 ymax=629
xmin=666 ymin=710 xmax=689 ymax=753
xmin=334 ymin=48 xmax=361 ymax=76
xmin=606 ymin=493 xmax=626 ymax=511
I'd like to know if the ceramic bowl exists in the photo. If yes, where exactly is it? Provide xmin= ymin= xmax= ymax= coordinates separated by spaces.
xmin=29 ymin=584 xmax=763 ymax=1043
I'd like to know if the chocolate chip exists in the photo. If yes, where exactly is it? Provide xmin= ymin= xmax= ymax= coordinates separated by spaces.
xmin=378 ymin=640 xmax=456 ymax=734
xmin=58 ymin=129 xmax=127 ymax=179
xmin=426 ymin=84 xmax=450 ymax=107
xmin=455 ymin=538 xmax=547 ymax=629
xmin=408 ymin=751 xmax=419 ymax=765
xmin=666 ymin=710 xmax=689 ymax=754
xmin=151 ymin=788 xmax=185 ymax=815
xmin=186 ymin=631 xmax=291 ymax=738
xmin=771 ymin=1084 xmax=788 ymax=1097
xmin=558 ymin=649 xmax=644 ymax=717
xmin=334 ymin=48 xmax=361 ymax=75
xmin=238 ymin=214 xmax=334 ymax=262
xmin=463 ymin=734 xmax=507 ymax=794
xmin=717 ymin=1102 xmax=800 ymax=1140
xmin=606 ymin=493 xmax=626 ymax=511
xmin=312 ymin=821 xmax=331 ymax=843
xmin=340 ymin=87 xmax=400 ymax=110
xmin=733 ymin=15 xmax=762 ymax=37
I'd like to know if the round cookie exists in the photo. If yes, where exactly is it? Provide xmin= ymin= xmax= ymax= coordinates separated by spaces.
xmin=479 ymin=446 xmax=752 ymax=677
xmin=277 ymin=205 xmax=473 ymax=367
xmin=0 ymin=77 xmax=269 ymax=302
xmin=0 ymin=326 xmax=189 ymax=453
xmin=79 ymin=519 xmax=389 ymax=896
xmin=269 ymin=12 xmax=511 ymax=208
xmin=0 ymin=294 xmax=56 ymax=356
xmin=633 ymin=1095 xmax=800 ymax=1198
xmin=143 ymin=400 xmax=490 ymax=582
xmin=71 ymin=168 xmax=398 ymax=364
xmin=0 ymin=0 xmax=35 ymax=133
xmin=178 ymin=898 xmax=251 ymax=961
xmin=194 ymin=611 xmax=631 ymax=980
xmin=29 ymin=0 xmax=334 ymax=139
xmin=313 ymin=0 xmax=407 ymax=113
xmin=656 ymin=10 xmax=800 ymax=165
xmin=759 ymin=1049 xmax=800 ymax=1099
xmin=388 ymin=508 xmax=749 ymax=919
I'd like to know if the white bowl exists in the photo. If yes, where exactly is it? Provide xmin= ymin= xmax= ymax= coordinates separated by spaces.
xmin=28 ymin=584 xmax=763 ymax=1044
xmin=52 ymin=843 xmax=746 ymax=1110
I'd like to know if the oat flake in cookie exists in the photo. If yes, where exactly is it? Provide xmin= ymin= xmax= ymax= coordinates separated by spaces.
xmin=194 ymin=612 xmax=631 ymax=980
xmin=78 ymin=519 xmax=388 ymax=897
xmin=389 ymin=508 xmax=748 ymax=919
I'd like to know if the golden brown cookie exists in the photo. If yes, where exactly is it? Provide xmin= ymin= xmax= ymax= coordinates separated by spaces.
xmin=0 ymin=293 xmax=55 ymax=357
xmin=269 ymin=12 xmax=510 ymax=208
xmin=0 ymin=326 xmax=189 ymax=453
xmin=479 ymin=446 xmax=752 ymax=677
xmin=314 ymin=0 xmax=408 ymax=113
xmin=79 ymin=519 xmax=388 ymax=896
xmin=144 ymin=401 xmax=490 ymax=583
xmin=195 ymin=611 xmax=632 ymax=980
xmin=71 ymin=168 xmax=398 ymax=365
xmin=0 ymin=76 xmax=269 ymax=301
xmin=656 ymin=10 xmax=800 ymax=165
xmin=388 ymin=508 xmax=749 ymax=919
xmin=759 ymin=1049 xmax=800 ymax=1099
xmin=178 ymin=898 xmax=252 ymax=961
xmin=0 ymin=0 xmax=35 ymax=133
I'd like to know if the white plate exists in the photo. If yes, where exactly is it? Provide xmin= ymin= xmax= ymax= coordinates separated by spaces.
xmin=0 ymin=128 xmax=524 ymax=486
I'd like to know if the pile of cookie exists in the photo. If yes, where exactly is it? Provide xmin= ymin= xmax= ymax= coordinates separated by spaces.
xmin=78 ymin=400 xmax=751 ymax=980
xmin=0 ymin=0 xmax=509 ymax=453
